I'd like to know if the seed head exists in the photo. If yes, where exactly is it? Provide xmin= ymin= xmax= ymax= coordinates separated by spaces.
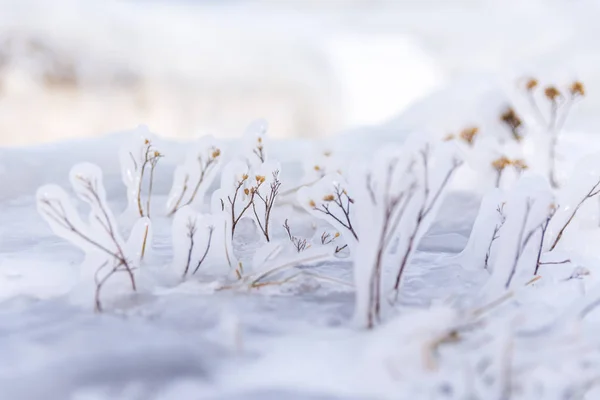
xmin=570 ymin=81 xmax=585 ymax=97
xmin=244 ymin=188 xmax=250 ymax=195
xmin=309 ymin=200 xmax=316 ymax=208
xmin=459 ymin=126 xmax=479 ymax=145
xmin=144 ymin=139 xmax=150 ymax=145
xmin=314 ymin=165 xmax=321 ymax=171
xmin=334 ymin=232 xmax=340 ymax=238
xmin=544 ymin=86 xmax=561 ymax=101
xmin=255 ymin=175 xmax=266 ymax=183
xmin=525 ymin=78 xmax=538 ymax=91
xmin=323 ymin=194 xmax=335 ymax=202
xmin=211 ymin=148 xmax=221 ymax=158
xmin=242 ymin=174 xmax=249 ymax=181
xmin=492 ymin=156 xmax=511 ymax=171
xmin=443 ymin=134 xmax=456 ymax=142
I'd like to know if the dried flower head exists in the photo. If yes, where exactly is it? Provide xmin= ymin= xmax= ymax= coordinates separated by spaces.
xmin=512 ymin=159 xmax=528 ymax=172
xmin=334 ymin=232 xmax=340 ymax=238
xmin=309 ymin=200 xmax=316 ymax=208
xmin=153 ymin=151 xmax=161 ymax=157
xmin=257 ymin=137 xmax=262 ymax=144
xmin=314 ymin=165 xmax=321 ymax=171
xmin=459 ymin=126 xmax=479 ymax=145
xmin=500 ymin=107 xmax=523 ymax=140
xmin=525 ymin=78 xmax=538 ymax=91
xmin=443 ymin=134 xmax=456 ymax=142
xmin=323 ymin=194 xmax=335 ymax=202
xmin=492 ymin=156 xmax=511 ymax=171
xmin=544 ymin=86 xmax=561 ymax=101
xmin=144 ymin=139 xmax=150 ymax=145
xmin=241 ymin=174 xmax=249 ymax=181
xmin=211 ymin=148 xmax=221 ymax=158
xmin=570 ymin=81 xmax=585 ymax=97
xmin=255 ymin=175 xmax=266 ymax=183
xmin=244 ymin=188 xmax=250 ymax=195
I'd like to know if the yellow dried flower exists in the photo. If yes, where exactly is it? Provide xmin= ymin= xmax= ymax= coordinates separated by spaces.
xmin=255 ymin=175 xmax=266 ymax=183
xmin=309 ymin=200 xmax=316 ymax=208
xmin=443 ymin=134 xmax=456 ymax=142
xmin=459 ymin=126 xmax=479 ymax=145
xmin=154 ymin=151 xmax=160 ymax=157
xmin=492 ymin=156 xmax=511 ymax=171
xmin=544 ymin=86 xmax=561 ymax=101
xmin=334 ymin=232 xmax=340 ymax=238
xmin=144 ymin=139 xmax=150 ymax=145
xmin=314 ymin=165 xmax=321 ymax=171
xmin=570 ymin=81 xmax=585 ymax=97
xmin=242 ymin=174 xmax=249 ymax=181
xmin=244 ymin=188 xmax=250 ymax=195
xmin=525 ymin=78 xmax=538 ymax=91
xmin=211 ymin=148 xmax=221 ymax=158
xmin=323 ymin=194 xmax=335 ymax=202
xmin=257 ymin=137 xmax=262 ymax=144
xmin=512 ymin=159 xmax=528 ymax=171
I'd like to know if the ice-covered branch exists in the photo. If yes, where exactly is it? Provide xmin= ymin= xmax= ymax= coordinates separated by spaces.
xmin=167 ymin=138 xmax=222 ymax=216
xmin=37 ymin=163 xmax=142 ymax=312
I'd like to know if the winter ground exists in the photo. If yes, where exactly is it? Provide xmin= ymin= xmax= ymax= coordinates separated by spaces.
xmin=0 ymin=130 xmax=481 ymax=400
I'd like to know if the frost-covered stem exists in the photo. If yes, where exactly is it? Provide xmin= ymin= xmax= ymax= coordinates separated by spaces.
xmin=252 ymin=171 xmax=281 ymax=242
xmin=168 ymin=175 xmax=189 ymax=216
xmin=94 ymin=261 xmax=111 ymax=313
xmin=495 ymin=170 xmax=503 ymax=188
xmin=136 ymin=145 xmax=152 ymax=217
xmin=187 ymin=156 xmax=216 ymax=207
xmin=145 ymin=158 xmax=159 ymax=218
xmin=313 ymin=185 xmax=358 ymax=241
xmin=534 ymin=207 xmax=557 ymax=275
xmin=249 ymin=253 xmax=329 ymax=287
xmin=527 ymin=91 xmax=548 ymax=128
xmin=335 ymin=244 xmax=348 ymax=254
xmin=45 ymin=177 xmax=136 ymax=292
xmin=140 ymin=225 xmax=149 ymax=260
xmin=484 ymin=204 xmax=506 ymax=271
xmin=182 ymin=218 xmax=197 ymax=278
xmin=550 ymin=178 xmax=600 ymax=251
xmin=505 ymin=200 xmax=532 ymax=289
xmin=228 ymin=178 xmax=255 ymax=239
xmin=193 ymin=226 xmax=214 ymax=275
xmin=283 ymin=219 xmax=309 ymax=253
xmin=548 ymin=99 xmax=561 ymax=189
xmin=392 ymin=153 xmax=462 ymax=300
xmin=484 ymin=226 xmax=500 ymax=271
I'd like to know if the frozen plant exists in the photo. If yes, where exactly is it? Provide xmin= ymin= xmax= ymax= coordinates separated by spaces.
xmin=522 ymin=78 xmax=586 ymax=188
xmin=546 ymin=154 xmax=600 ymax=251
xmin=239 ymin=118 xmax=269 ymax=169
xmin=37 ymin=163 xmax=147 ymax=312
xmin=391 ymin=143 xmax=463 ymax=301
xmin=171 ymin=206 xmax=215 ymax=279
xmin=166 ymin=136 xmax=222 ymax=216
xmin=118 ymin=132 xmax=163 ymax=219
xmin=250 ymin=164 xmax=282 ymax=242
xmin=297 ymin=174 xmax=359 ymax=246
xmin=118 ymin=132 xmax=163 ymax=259
xmin=349 ymin=145 xmax=418 ymax=328
xmin=483 ymin=175 xmax=555 ymax=297
xmin=283 ymin=219 xmax=310 ymax=253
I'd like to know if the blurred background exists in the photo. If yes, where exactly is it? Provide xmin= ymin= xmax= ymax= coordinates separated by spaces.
xmin=0 ymin=0 xmax=598 ymax=146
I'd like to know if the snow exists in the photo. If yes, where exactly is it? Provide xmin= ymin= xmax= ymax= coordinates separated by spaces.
xmin=5 ymin=1 xmax=600 ymax=399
